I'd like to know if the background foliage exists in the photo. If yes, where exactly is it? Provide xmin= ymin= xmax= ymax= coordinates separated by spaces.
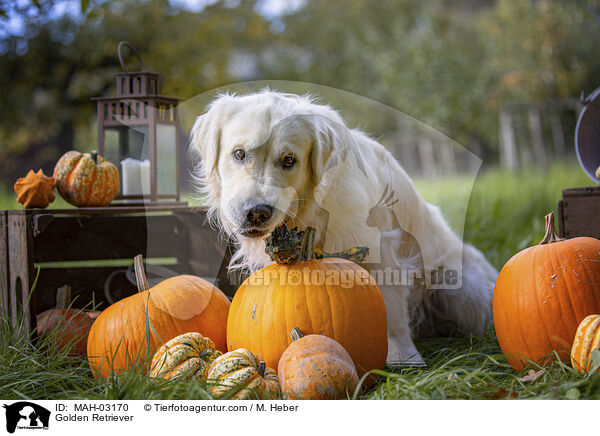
xmin=1 ymin=0 xmax=600 ymax=187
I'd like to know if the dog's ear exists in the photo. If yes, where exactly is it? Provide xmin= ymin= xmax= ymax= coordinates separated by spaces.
xmin=305 ymin=113 xmax=364 ymax=183
xmin=190 ymin=96 xmax=236 ymax=177
xmin=190 ymin=111 xmax=220 ymax=177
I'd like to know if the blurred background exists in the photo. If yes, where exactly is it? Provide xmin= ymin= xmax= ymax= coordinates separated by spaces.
xmin=1 ymin=0 xmax=599 ymax=213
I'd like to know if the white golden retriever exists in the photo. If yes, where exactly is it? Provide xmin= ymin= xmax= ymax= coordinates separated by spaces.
xmin=191 ymin=89 xmax=498 ymax=365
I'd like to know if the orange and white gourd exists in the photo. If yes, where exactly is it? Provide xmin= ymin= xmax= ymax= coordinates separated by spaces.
xmin=54 ymin=150 xmax=119 ymax=207
xmin=571 ymin=314 xmax=600 ymax=373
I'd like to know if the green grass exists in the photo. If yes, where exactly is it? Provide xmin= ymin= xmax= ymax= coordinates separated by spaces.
xmin=2 ymin=161 xmax=600 ymax=400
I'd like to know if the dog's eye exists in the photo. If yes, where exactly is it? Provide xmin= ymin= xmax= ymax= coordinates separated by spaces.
xmin=282 ymin=154 xmax=296 ymax=169
xmin=233 ymin=149 xmax=246 ymax=161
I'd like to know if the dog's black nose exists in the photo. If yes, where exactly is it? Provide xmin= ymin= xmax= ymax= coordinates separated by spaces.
xmin=245 ymin=204 xmax=273 ymax=226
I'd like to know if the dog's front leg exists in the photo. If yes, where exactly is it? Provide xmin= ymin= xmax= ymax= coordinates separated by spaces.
xmin=365 ymin=228 xmax=425 ymax=367
xmin=377 ymin=282 xmax=425 ymax=366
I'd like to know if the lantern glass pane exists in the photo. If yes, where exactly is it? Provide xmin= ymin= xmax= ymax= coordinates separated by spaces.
xmin=104 ymin=125 xmax=150 ymax=197
xmin=156 ymin=123 xmax=177 ymax=196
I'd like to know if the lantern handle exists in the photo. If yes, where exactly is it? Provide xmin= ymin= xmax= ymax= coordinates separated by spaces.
xmin=117 ymin=41 xmax=146 ymax=72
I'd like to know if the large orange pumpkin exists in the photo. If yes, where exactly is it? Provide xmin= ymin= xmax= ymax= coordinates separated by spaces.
xmin=87 ymin=256 xmax=230 ymax=378
xmin=493 ymin=212 xmax=600 ymax=372
xmin=226 ymin=226 xmax=387 ymax=378
xmin=54 ymin=150 xmax=119 ymax=207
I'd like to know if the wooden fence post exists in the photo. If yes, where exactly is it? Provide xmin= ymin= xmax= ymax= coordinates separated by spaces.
xmin=0 ymin=212 xmax=8 ymax=322
xmin=7 ymin=212 xmax=35 ymax=333
xmin=418 ymin=137 xmax=436 ymax=178
xmin=528 ymin=107 xmax=548 ymax=168
xmin=500 ymin=109 xmax=518 ymax=170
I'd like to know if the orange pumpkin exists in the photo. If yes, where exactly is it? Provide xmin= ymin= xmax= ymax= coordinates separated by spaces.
xmin=14 ymin=169 xmax=56 ymax=209
xmin=278 ymin=328 xmax=359 ymax=400
xmin=571 ymin=314 xmax=600 ymax=373
xmin=36 ymin=308 xmax=94 ymax=356
xmin=87 ymin=256 xmax=230 ymax=378
xmin=493 ymin=212 xmax=600 ymax=372
xmin=226 ymin=226 xmax=387 ymax=379
xmin=54 ymin=150 xmax=119 ymax=207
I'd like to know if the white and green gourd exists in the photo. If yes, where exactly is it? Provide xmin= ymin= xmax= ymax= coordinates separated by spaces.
xmin=207 ymin=348 xmax=280 ymax=399
xmin=149 ymin=332 xmax=222 ymax=381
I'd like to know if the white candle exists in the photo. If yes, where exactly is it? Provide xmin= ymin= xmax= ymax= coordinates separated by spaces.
xmin=121 ymin=158 xmax=151 ymax=202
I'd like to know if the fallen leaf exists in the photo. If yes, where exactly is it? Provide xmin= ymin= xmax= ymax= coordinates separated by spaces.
xmin=518 ymin=369 xmax=545 ymax=383
xmin=486 ymin=387 xmax=518 ymax=399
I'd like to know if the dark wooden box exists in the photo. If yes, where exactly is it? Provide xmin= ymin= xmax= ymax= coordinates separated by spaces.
xmin=558 ymin=186 xmax=600 ymax=239
xmin=0 ymin=205 xmax=238 ymax=334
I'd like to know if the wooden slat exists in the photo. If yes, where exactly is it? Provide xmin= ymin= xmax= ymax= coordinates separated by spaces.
xmin=3 ymin=203 xmax=193 ymax=216
xmin=7 ymin=214 xmax=34 ymax=332
xmin=561 ymin=193 xmax=600 ymax=239
xmin=32 ymin=214 xmax=192 ymax=262
xmin=0 ymin=212 xmax=9 ymax=321
xmin=34 ymin=266 xmax=136 ymax=313
xmin=562 ymin=186 xmax=600 ymax=198
xmin=34 ymin=261 xmax=198 ymax=313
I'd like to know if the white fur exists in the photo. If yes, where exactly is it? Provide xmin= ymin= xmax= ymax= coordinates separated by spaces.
xmin=190 ymin=89 xmax=498 ymax=365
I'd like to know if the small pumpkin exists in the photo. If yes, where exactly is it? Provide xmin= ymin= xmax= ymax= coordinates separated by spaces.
xmin=35 ymin=285 xmax=93 ymax=356
xmin=54 ymin=150 xmax=119 ymax=207
xmin=493 ymin=212 xmax=600 ymax=372
xmin=226 ymin=226 xmax=387 ymax=379
xmin=278 ymin=327 xmax=359 ymax=400
xmin=149 ymin=332 xmax=222 ymax=381
xmin=36 ymin=308 xmax=94 ymax=356
xmin=207 ymin=349 xmax=280 ymax=399
xmin=571 ymin=314 xmax=600 ymax=373
xmin=14 ymin=169 xmax=56 ymax=209
xmin=87 ymin=255 xmax=230 ymax=378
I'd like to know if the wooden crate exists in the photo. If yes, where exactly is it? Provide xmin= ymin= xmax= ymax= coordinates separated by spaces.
xmin=557 ymin=186 xmax=600 ymax=239
xmin=0 ymin=205 xmax=239 ymax=334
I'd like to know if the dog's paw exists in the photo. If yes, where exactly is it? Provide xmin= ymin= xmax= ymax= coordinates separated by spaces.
xmin=386 ymin=342 xmax=425 ymax=367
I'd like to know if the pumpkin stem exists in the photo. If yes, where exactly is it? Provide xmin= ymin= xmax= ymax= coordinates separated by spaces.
xmin=539 ymin=212 xmax=564 ymax=245
xmin=55 ymin=285 xmax=71 ymax=309
xmin=134 ymin=254 xmax=150 ymax=292
xmin=290 ymin=327 xmax=304 ymax=342
xmin=257 ymin=361 xmax=266 ymax=378
xmin=91 ymin=150 xmax=99 ymax=164
xmin=299 ymin=227 xmax=317 ymax=261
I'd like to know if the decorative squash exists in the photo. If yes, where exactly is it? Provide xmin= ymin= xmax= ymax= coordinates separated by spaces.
xmin=14 ymin=169 xmax=56 ymax=209
xmin=226 ymin=226 xmax=387 ymax=379
xmin=207 ymin=349 xmax=280 ymax=399
xmin=149 ymin=332 xmax=222 ymax=381
xmin=493 ymin=213 xmax=600 ymax=372
xmin=571 ymin=314 xmax=600 ymax=373
xmin=278 ymin=327 xmax=359 ymax=400
xmin=53 ymin=150 xmax=119 ymax=207
xmin=87 ymin=255 xmax=230 ymax=378
xmin=35 ymin=285 xmax=93 ymax=356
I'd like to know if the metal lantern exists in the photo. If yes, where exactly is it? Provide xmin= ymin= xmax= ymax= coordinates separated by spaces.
xmin=575 ymin=86 xmax=600 ymax=183
xmin=92 ymin=41 xmax=183 ymax=204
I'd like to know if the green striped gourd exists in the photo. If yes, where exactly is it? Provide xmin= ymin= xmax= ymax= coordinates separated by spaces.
xmin=207 ymin=349 xmax=280 ymax=399
xmin=149 ymin=332 xmax=222 ymax=380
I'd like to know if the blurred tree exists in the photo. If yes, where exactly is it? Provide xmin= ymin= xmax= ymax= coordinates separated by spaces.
xmin=2 ymin=0 xmax=600 ymax=187
xmin=0 ymin=0 xmax=274 ymax=185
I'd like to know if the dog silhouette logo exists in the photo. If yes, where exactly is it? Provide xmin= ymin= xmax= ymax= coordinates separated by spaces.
xmin=3 ymin=402 xmax=50 ymax=433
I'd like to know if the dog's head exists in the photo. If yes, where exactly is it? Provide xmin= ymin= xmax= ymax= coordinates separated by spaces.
xmin=190 ymin=90 xmax=355 ymax=244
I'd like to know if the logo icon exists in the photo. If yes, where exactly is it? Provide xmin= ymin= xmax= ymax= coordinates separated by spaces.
xmin=2 ymin=402 xmax=50 ymax=434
